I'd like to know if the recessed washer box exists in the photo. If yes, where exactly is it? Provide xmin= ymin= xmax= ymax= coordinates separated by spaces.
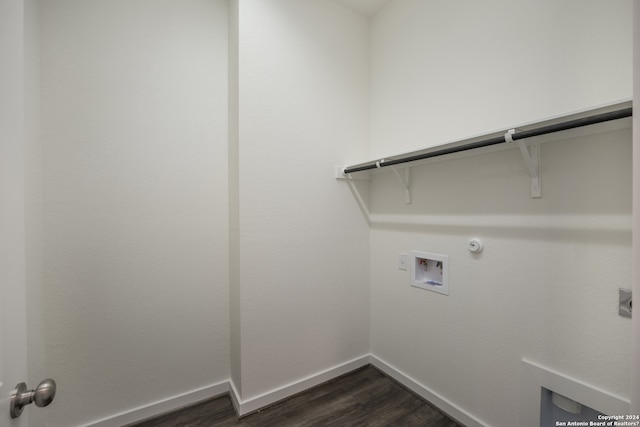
xmin=410 ymin=251 xmax=449 ymax=295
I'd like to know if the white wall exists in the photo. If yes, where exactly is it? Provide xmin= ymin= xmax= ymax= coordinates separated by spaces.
xmin=370 ymin=0 xmax=633 ymax=159
xmin=39 ymin=1 xmax=230 ymax=425
xmin=228 ymin=0 xmax=242 ymax=400
xmin=36 ymin=0 xmax=370 ymax=423
xmin=0 ymin=1 xmax=29 ymax=426
xmin=30 ymin=1 xmax=633 ymax=425
xmin=24 ymin=0 xmax=46 ymax=425
xmin=233 ymin=0 xmax=371 ymax=401
xmin=369 ymin=1 xmax=633 ymax=426
xmin=632 ymin=0 xmax=640 ymax=415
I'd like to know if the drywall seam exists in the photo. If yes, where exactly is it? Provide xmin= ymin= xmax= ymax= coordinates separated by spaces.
xmin=79 ymin=381 xmax=229 ymax=427
xmin=370 ymin=355 xmax=488 ymax=427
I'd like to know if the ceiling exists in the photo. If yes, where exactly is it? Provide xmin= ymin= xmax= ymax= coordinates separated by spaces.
xmin=333 ymin=0 xmax=392 ymax=17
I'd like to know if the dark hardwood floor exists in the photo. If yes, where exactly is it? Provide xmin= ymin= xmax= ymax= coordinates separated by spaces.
xmin=127 ymin=366 xmax=464 ymax=427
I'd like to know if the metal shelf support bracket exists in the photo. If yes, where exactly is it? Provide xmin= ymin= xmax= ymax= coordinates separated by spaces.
xmin=390 ymin=165 xmax=411 ymax=204
xmin=506 ymin=129 xmax=541 ymax=198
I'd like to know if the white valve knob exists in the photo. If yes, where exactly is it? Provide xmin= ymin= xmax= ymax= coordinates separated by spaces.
xmin=468 ymin=238 xmax=483 ymax=254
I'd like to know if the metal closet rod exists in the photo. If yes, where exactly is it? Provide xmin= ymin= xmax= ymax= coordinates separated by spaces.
xmin=343 ymin=107 xmax=633 ymax=174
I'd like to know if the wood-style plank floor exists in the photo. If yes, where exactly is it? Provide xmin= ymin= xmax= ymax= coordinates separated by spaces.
xmin=127 ymin=366 xmax=464 ymax=427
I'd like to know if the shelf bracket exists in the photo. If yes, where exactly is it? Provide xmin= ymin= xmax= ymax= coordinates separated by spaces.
xmin=506 ymin=129 xmax=541 ymax=198
xmin=390 ymin=165 xmax=411 ymax=204
xmin=335 ymin=165 xmax=371 ymax=221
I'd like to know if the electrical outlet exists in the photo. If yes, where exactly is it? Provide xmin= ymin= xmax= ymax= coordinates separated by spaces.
xmin=619 ymin=288 xmax=632 ymax=318
xmin=398 ymin=253 xmax=407 ymax=271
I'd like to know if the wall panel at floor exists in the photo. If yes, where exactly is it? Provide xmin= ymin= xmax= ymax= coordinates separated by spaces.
xmin=233 ymin=0 xmax=371 ymax=401
xmin=368 ymin=2 xmax=633 ymax=423
xmin=369 ymin=128 xmax=632 ymax=426
xmin=39 ymin=1 xmax=230 ymax=425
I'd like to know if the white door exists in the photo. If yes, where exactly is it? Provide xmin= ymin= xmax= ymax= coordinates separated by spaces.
xmin=1 ymin=0 xmax=30 ymax=425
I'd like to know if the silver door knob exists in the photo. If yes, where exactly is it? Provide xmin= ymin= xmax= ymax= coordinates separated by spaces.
xmin=10 ymin=379 xmax=57 ymax=418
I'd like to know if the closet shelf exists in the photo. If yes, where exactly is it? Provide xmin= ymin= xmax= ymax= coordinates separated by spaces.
xmin=336 ymin=101 xmax=632 ymax=200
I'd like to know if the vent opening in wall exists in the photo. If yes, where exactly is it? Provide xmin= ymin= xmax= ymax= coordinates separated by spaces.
xmin=520 ymin=359 xmax=630 ymax=427
xmin=410 ymin=251 xmax=448 ymax=295
xmin=540 ymin=388 xmax=605 ymax=426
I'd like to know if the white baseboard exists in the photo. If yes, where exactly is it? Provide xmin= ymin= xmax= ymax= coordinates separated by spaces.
xmin=370 ymin=354 xmax=488 ymax=427
xmin=230 ymin=355 xmax=371 ymax=416
xmin=79 ymin=380 xmax=229 ymax=427
xmin=228 ymin=377 xmax=241 ymax=415
xmin=80 ymin=354 xmax=487 ymax=426
xmin=78 ymin=357 xmax=370 ymax=426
